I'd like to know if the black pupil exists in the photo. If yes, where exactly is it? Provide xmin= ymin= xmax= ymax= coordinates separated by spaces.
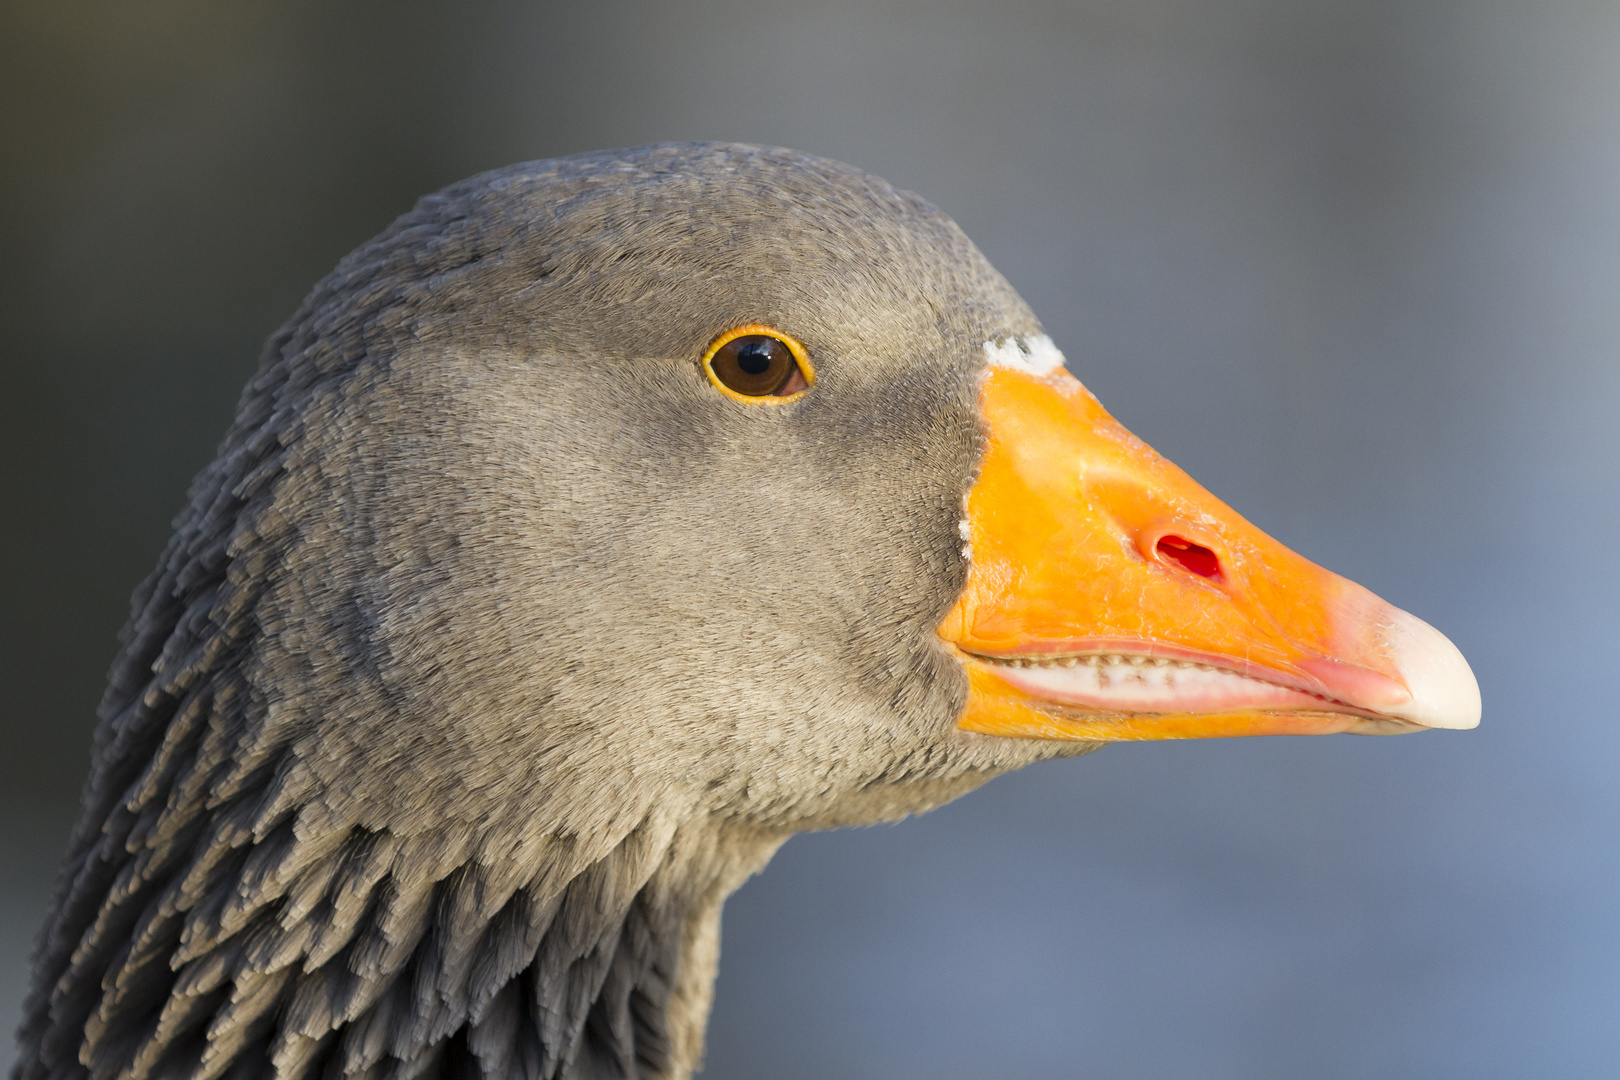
xmin=736 ymin=341 xmax=773 ymax=375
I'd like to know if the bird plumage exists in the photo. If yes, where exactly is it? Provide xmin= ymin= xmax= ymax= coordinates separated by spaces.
xmin=15 ymin=144 xmax=1081 ymax=1080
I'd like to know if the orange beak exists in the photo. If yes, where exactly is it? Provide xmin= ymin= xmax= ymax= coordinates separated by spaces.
xmin=939 ymin=346 xmax=1480 ymax=742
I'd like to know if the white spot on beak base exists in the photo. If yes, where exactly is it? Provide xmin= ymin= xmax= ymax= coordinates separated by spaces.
xmin=984 ymin=334 xmax=1066 ymax=377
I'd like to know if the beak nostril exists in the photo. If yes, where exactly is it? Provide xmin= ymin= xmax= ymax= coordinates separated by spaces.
xmin=1156 ymin=535 xmax=1222 ymax=581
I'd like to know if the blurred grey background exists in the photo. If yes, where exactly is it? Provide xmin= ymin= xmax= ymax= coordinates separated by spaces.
xmin=2 ymin=1 xmax=1616 ymax=1077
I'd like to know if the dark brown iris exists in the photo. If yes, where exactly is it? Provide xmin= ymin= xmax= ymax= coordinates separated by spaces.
xmin=709 ymin=335 xmax=799 ymax=396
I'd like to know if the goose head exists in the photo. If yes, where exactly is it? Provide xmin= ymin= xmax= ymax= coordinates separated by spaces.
xmin=15 ymin=143 xmax=1478 ymax=1080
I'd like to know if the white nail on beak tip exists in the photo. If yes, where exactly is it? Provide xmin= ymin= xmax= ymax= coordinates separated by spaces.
xmin=1383 ymin=608 xmax=1482 ymax=730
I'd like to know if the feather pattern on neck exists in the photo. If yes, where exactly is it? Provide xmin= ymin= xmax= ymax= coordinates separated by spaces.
xmin=13 ymin=195 xmax=783 ymax=1080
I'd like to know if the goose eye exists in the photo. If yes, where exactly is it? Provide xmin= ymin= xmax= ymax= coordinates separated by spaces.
xmin=716 ymin=337 xmax=791 ymax=393
xmin=702 ymin=325 xmax=815 ymax=403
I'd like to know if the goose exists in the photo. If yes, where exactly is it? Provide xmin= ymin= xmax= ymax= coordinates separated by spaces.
xmin=12 ymin=142 xmax=1480 ymax=1080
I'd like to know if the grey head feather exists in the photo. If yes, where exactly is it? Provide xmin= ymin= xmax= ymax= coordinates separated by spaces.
xmin=13 ymin=143 xmax=1096 ymax=1080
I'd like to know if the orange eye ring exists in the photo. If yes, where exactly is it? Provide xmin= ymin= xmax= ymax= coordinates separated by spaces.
xmin=701 ymin=324 xmax=816 ymax=404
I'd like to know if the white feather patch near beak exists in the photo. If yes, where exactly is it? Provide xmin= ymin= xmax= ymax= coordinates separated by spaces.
xmin=983 ymin=335 xmax=1066 ymax=377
